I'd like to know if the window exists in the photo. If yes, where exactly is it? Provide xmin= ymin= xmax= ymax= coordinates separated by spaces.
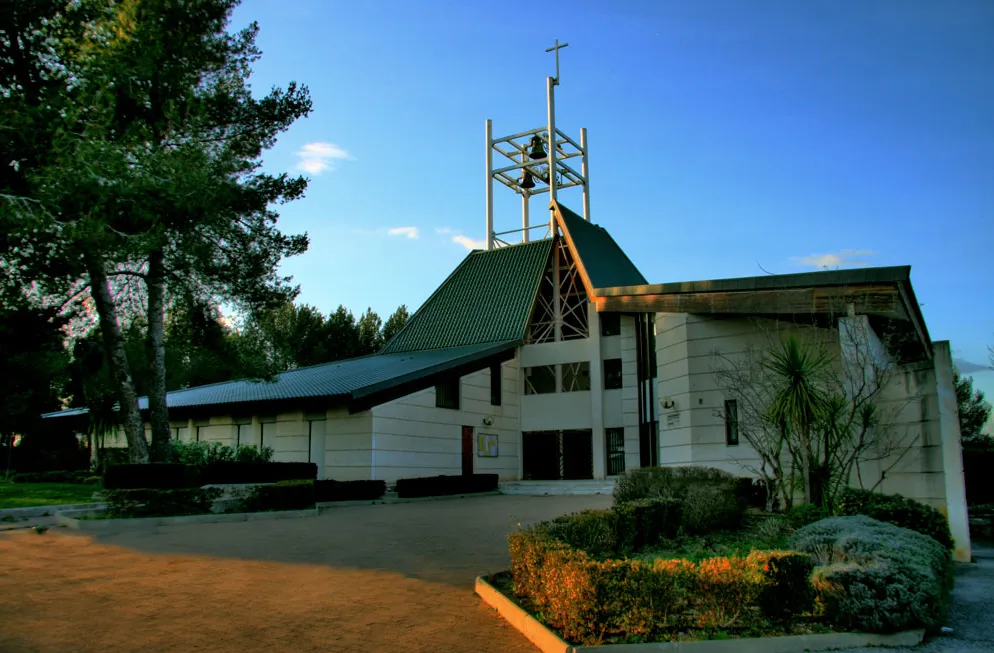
xmin=235 ymin=424 xmax=247 ymax=447
xmin=724 ymin=399 xmax=739 ymax=446
xmin=562 ymin=362 xmax=590 ymax=392
xmin=490 ymin=364 xmax=502 ymax=406
xmin=524 ymin=365 xmax=556 ymax=395
xmin=606 ymin=428 xmax=625 ymax=476
xmin=600 ymin=313 xmax=621 ymax=337
xmin=435 ymin=377 xmax=460 ymax=409
xmin=603 ymin=358 xmax=623 ymax=390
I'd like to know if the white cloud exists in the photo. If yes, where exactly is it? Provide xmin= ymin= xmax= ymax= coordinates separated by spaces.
xmin=452 ymin=235 xmax=486 ymax=250
xmin=295 ymin=142 xmax=353 ymax=175
xmin=387 ymin=226 xmax=420 ymax=239
xmin=790 ymin=249 xmax=876 ymax=269
xmin=435 ymin=227 xmax=453 ymax=235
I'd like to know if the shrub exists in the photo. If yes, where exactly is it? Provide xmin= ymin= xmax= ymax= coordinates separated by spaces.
xmin=12 ymin=470 xmax=97 ymax=484
xmin=837 ymin=487 xmax=953 ymax=550
xmin=682 ymin=484 xmax=746 ymax=534
xmin=199 ymin=462 xmax=317 ymax=485
xmin=789 ymin=515 xmax=952 ymax=632
xmin=242 ymin=479 xmax=315 ymax=512
xmin=395 ymin=473 xmax=498 ymax=498
xmin=786 ymin=503 xmax=830 ymax=529
xmin=314 ymin=479 xmax=386 ymax=502
xmin=171 ymin=441 xmax=274 ymax=466
xmin=614 ymin=497 xmax=682 ymax=552
xmin=103 ymin=463 xmax=201 ymax=490
xmin=544 ymin=509 xmax=618 ymax=558
xmin=508 ymin=526 xmax=809 ymax=644
xmin=234 ymin=444 xmax=274 ymax=463
xmin=104 ymin=487 xmax=222 ymax=518
xmin=747 ymin=551 xmax=814 ymax=618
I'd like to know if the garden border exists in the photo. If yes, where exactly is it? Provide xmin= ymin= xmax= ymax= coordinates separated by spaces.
xmin=316 ymin=490 xmax=501 ymax=509
xmin=55 ymin=507 xmax=317 ymax=531
xmin=475 ymin=575 xmax=925 ymax=653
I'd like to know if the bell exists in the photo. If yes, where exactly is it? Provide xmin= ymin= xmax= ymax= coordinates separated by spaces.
xmin=527 ymin=135 xmax=547 ymax=160
xmin=520 ymin=170 xmax=536 ymax=189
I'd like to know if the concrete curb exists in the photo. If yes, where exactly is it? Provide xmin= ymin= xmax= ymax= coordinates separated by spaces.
xmin=55 ymin=508 xmax=318 ymax=531
xmin=474 ymin=576 xmax=925 ymax=653
xmin=0 ymin=502 xmax=106 ymax=520
xmin=317 ymin=490 xmax=501 ymax=509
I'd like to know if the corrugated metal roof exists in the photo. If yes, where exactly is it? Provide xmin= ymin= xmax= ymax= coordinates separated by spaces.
xmin=381 ymin=239 xmax=553 ymax=354
xmin=556 ymin=203 xmax=647 ymax=289
xmin=43 ymin=341 xmax=517 ymax=419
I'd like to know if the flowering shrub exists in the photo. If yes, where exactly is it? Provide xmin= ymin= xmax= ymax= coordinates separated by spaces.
xmin=508 ymin=527 xmax=814 ymax=645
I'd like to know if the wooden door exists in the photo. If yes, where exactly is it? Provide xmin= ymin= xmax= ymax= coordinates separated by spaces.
xmin=461 ymin=426 xmax=474 ymax=475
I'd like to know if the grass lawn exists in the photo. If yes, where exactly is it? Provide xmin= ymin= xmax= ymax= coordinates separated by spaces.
xmin=0 ymin=482 xmax=99 ymax=510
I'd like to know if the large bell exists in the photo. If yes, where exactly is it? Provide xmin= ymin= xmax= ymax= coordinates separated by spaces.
xmin=527 ymin=135 xmax=547 ymax=160
xmin=520 ymin=170 xmax=536 ymax=189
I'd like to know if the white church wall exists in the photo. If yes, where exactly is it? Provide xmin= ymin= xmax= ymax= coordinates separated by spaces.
xmin=520 ymin=392 xmax=593 ymax=430
xmin=324 ymin=407 xmax=373 ymax=481
xmin=620 ymin=315 xmax=641 ymax=472
xmin=370 ymin=360 xmax=519 ymax=483
xmin=656 ymin=313 xmax=694 ymax=466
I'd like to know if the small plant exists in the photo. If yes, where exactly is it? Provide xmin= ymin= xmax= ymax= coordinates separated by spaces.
xmin=104 ymin=487 xmax=222 ymax=518
xmin=242 ymin=479 xmax=315 ymax=512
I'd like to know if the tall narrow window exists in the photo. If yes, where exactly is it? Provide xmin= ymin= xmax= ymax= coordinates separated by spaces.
xmin=435 ymin=377 xmax=460 ymax=409
xmin=606 ymin=427 xmax=625 ymax=476
xmin=603 ymin=358 xmax=623 ymax=390
xmin=490 ymin=364 xmax=502 ymax=406
xmin=724 ymin=399 xmax=739 ymax=446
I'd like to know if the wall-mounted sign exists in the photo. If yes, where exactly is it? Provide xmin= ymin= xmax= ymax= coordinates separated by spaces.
xmin=477 ymin=432 xmax=498 ymax=457
xmin=666 ymin=412 xmax=681 ymax=428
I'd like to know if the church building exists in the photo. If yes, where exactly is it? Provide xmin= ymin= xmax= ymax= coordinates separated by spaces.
xmin=44 ymin=46 xmax=971 ymax=561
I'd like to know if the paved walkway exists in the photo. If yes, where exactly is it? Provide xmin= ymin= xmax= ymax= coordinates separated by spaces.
xmin=0 ymin=494 xmax=611 ymax=653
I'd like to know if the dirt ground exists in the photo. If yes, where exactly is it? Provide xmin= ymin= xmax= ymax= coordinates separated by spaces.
xmin=0 ymin=494 xmax=611 ymax=653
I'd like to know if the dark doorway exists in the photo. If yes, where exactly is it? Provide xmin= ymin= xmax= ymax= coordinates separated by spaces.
xmin=461 ymin=426 xmax=473 ymax=475
xmin=522 ymin=430 xmax=593 ymax=480
xmin=639 ymin=421 xmax=659 ymax=468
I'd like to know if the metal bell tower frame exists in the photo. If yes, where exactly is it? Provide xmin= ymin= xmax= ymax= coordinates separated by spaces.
xmin=485 ymin=40 xmax=590 ymax=250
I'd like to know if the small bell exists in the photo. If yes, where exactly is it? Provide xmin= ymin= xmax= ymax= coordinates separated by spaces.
xmin=527 ymin=135 xmax=547 ymax=160
xmin=520 ymin=170 xmax=536 ymax=189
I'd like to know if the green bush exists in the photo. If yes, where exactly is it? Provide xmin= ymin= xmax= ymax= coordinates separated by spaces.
xmin=747 ymin=551 xmax=814 ymax=618
xmin=682 ymin=484 xmax=746 ymax=534
xmin=242 ymin=480 xmax=315 ymax=512
xmin=171 ymin=441 xmax=274 ymax=467
xmin=786 ymin=503 xmax=830 ymax=529
xmin=104 ymin=487 xmax=222 ymax=518
xmin=789 ymin=515 xmax=953 ymax=632
xmin=838 ymin=487 xmax=953 ymax=550
xmin=543 ymin=509 xmax=618 ymax=558
xmin=614 ymin=497 xmax=682 ymax=552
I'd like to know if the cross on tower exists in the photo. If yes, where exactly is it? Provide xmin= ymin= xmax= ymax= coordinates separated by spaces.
xmin=545 ymin=39 xmax=569 ymax=86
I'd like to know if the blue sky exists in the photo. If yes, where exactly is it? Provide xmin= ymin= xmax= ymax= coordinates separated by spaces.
xmin=230 ymin=0 xmax=993 ymax=400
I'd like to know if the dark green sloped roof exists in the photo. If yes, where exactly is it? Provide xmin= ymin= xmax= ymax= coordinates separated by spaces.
xmin=43 ymin=341 xmax=517 ymax=418
xmin=381 ymin=239 xmax=553 ymax=354
xmin=557 ymin=203 xmax=647 ymax=289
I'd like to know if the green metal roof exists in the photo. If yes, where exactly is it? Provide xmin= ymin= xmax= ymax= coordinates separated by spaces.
xmin=381 ymin=239 xmax=553 ymax=354
xmin=44 ymin=341 xmax=518 ymax=419
xmin=556 ymin=203 xmax=647 ymax=289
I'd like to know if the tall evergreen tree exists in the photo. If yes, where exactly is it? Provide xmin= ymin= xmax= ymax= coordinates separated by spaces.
xmin=955 ymin=370 xmax=991 ymax=442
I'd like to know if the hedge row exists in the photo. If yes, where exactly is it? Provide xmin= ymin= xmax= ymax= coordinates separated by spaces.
xmin=837 ymin=487 xmax=954 ymax=550
xmin=541 ymin=499 xmax=682 ymax=558
xmin=314 ymin=479 xmax=386 ymax=502
xmin=789 ymin=515 xmax=953 ymax=633
xmin=508 ymin=528 xmax=813 ymax=644
xmin=102 ymin=462 xmax=317 ymax=489
xmin=613 ymin=466 xmax=748 ymax=533
xmin=104 ymin=480 xmax=316 ymax=518
xmin=395 ymin=473 xmax=498 ymax=498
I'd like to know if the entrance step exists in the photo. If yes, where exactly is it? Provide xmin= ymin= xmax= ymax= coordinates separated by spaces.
xmin=499 ymin=480 xmax=616 ymax=496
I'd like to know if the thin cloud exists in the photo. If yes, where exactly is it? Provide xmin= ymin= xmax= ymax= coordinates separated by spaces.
xmin=387 ymin=226 xmax=420 ymax=239
xmin=452 ymin=235 xmax=485 ymax=250
xmin=435 ymin=227 xmax=454 ymax=235
xmin=295 ymin=142 xmax=354 ymax=175
xmin=954 ymin=358 xmax=991 ymax=374
xmin=790 ymin=249 xmax=876 ymax=269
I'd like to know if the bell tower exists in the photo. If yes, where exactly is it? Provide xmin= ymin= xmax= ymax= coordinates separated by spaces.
xmin=484 ymin=40 xmax=591 ymax=250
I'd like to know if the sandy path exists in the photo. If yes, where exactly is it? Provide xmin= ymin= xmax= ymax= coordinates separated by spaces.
xmin=0 ymin=494 xmax=611 ymax=653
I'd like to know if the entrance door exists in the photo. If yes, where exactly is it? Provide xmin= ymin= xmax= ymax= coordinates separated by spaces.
xmin=461 ymin=426 xmax=474 ymax=475
xmin=562 ymin=430 xmax=593 ymax=479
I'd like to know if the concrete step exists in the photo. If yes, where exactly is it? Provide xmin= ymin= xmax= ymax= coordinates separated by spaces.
xmin=500 ymin=480 xmax=616 ymax=496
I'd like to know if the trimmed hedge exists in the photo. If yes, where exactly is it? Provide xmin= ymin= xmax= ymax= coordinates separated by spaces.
xmin=314 ymin=479 xmax=386 ymax=502
xmin=789 ymin=515 xmax=953 ymax=633
xmin=13 ymin=470 xmax=100 ymax=485
xmin=395 ymin=473 xmax=498 ymax=498
xmin=104 ymin=487 xmax=222 ymax=518
xmin=242 ymin=480 xmax=315 ymax=512
xmin=541 ymin=499 xmax=683 ymax=558
xmin=103 ymin=463 xmax=201 ymax=490
xmin=837 ymin=487 xmax=953 ymax=550
xmin=508 ymin=527 xmax=813 ymax=644
xmin=200 ymin=462 xmax=317 ymax=485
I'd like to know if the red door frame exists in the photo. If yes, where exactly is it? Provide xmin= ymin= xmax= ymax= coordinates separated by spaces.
xmin=461 ymin=426 xmax=474 ymax=476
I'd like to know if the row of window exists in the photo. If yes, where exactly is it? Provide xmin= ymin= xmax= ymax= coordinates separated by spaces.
xmin=523 ymin=359 xmax=624 ymax=395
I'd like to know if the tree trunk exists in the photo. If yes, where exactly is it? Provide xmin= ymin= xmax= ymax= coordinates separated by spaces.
xmin=145 ymin=248 xmax=172 ymax=462
xmin=86 ymin=253 xmax=149 ymax=464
